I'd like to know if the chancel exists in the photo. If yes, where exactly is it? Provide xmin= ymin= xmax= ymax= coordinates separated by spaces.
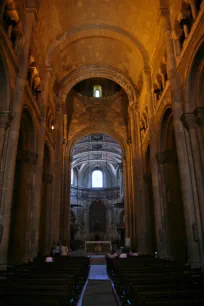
xmin=0 ymin=1 xmax=204 ymax=305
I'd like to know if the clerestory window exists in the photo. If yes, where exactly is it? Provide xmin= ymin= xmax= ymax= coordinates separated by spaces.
xmin=93 ymin=85 xmax=102 ymax=98
xmin=71 ymin=168 xmax=74 ymax=185
xmin=92 ymin=169 xmax=103 ymax=188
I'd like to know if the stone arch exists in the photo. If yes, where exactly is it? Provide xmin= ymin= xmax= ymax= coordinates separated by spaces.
xmin=39 ymin=142 xmax=52 ymax=255
xmin=160 ymin=108 xmax=187 ymax=262
xmin=68 ymin=127 xmax=127 ymax=163
xmin=0 ymin=50 xmax=10 ymax=111
xmin=8 ymin=108 xmax=36 ymax=263
xmin=46 ymin=24 xmax=150 ymax=70
xmin=185 ymin=37 xmax=204 ymax=111
xmin=59 ymin=65 xmax=137 ymax=104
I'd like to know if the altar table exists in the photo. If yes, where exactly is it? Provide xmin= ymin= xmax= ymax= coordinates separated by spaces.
xmin=85 ymin=241 xmax=112 ymax=252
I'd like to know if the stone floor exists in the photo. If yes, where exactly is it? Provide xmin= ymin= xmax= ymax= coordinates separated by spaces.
xmin=77 ymin=255 xmax=118 ymax=306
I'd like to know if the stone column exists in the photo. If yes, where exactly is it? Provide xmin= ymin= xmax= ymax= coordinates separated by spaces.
xmin=23 ymin=150 xmax=38 ymax=262
xmin=43 ymin=174 xmax=53 ymax=254
xmin=0 ymin=112 xmax=13 ymax=162
xmin=160 ymin=8 xmax=203 ymax=267
xmin=194 ymin=108 xmax=204 ymax=166
xmin=188 ymin=0 xmax=198 ymax=19
xmin=29 ymin=66 xmax=52 ymax=258
xmin=172 ymin=31 xmax=182 ymax=57
xmin=144 ymin=70 xmax=166 ymax=258
xmin=0 ymin=7 xmax=37 ymax=265
xmin=123 ymin=155 xmax=131 ymax=242
xmin=129 ymin=104 xmax=147 ymax=252
xmin=143 ymin=173 xmax=155 ymax=255
xmin=0 ymin=112 xmax=13 ymax=202
xmin=155 ymin=152 xmax=170 ymax=258
xmin=106 ymin=208 xmax=112 ymax=241
xmin=119 ymin=165 xmax=124 ymax=200
xmin=53 ymin=95 xmax=66 ymax=243
xmin=61 ymin=155 xmax=71 ymax=245
xmin=83 ymin=208 xmax=89 ymax=242
xmin=181 ymin=113 xmax=204 ymax=234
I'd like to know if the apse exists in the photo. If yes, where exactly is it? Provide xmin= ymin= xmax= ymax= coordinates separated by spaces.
xmin=69 ymin=134 xmax=125 ymax=249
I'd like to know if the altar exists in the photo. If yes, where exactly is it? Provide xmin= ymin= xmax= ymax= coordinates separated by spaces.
xmin=85 ymin=241 xmax=112 ymax=252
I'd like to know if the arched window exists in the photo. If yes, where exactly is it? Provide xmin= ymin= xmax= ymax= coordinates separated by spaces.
xmin=92 ymin=169 xmax=103 ymax=188
xmin=71 ymin=168 xmax=74 ymax=185
xmin=93 ymin=85 xmax=102 ymax=98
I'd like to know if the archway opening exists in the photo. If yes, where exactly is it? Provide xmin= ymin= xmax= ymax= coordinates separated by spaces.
xmin=70 ymin=133 xmax=124 ymax=250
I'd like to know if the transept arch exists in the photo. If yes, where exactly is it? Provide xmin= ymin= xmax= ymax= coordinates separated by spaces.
xmin=59 ymin=65 xmax=137 ymax=105
xmin=67 ymin=127 xmax=127 ymax=163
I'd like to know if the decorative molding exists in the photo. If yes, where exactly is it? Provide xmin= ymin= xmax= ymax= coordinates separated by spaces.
xmin=194 ymin=107 xmax=204 ymax=127
xmin=0 ymin=111 xmax=13 ymax=129
xmin=181 ymin=112 xmax=197 ymax=130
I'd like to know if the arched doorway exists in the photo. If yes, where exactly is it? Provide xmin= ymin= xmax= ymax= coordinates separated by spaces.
xmin=89 ymin=200 xmax=106 ymax=241
xmin=39 ymin=144 xmax=52 ymax=255
xmin=160 ymin=109 xmax=187 ymax=262
xmin=8 ymin=110 xmax=36 ymax=263
xmin=144 ymin=145 xmax=156 ymax=255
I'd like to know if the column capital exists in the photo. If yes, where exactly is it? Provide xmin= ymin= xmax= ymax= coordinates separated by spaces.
xmin=128 ymin=102 xmax=138 ymax=114
xmin=159 ymin=7 xmax=171 ymax=30
xmin=194 ymin=107 xmax=204 ymax=127
xmin=25 ymin=1 xmax=38 ymax=22
xmin=186 ymin=0 xmax=196 ymax=4
xmin=143 ymin=68 xmax=151 ymax=77
xmin=0 ymin=111 xmax=13 ymax=129
xmin=181 ymin=112 xmax=197 ymax=130
xmin=44 ymin=66 xmax=53 ymax=78
xmin=55 ymin=93 xmax=67 ymax=112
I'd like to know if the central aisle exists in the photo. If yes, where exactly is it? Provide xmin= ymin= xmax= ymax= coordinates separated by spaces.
xmin=77 ymin=255 xmax=118 ymax=306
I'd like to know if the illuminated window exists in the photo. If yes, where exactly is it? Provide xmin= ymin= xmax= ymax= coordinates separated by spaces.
xmin=92 ymin=169 xmax=103 ymax=188
xmin=95 ymin=89 xmax=100 ymax=97
xmin=93 ymin=85 xmax=102 ymax=98
xmin=71 ymin=168 xmax=74 ymax=185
